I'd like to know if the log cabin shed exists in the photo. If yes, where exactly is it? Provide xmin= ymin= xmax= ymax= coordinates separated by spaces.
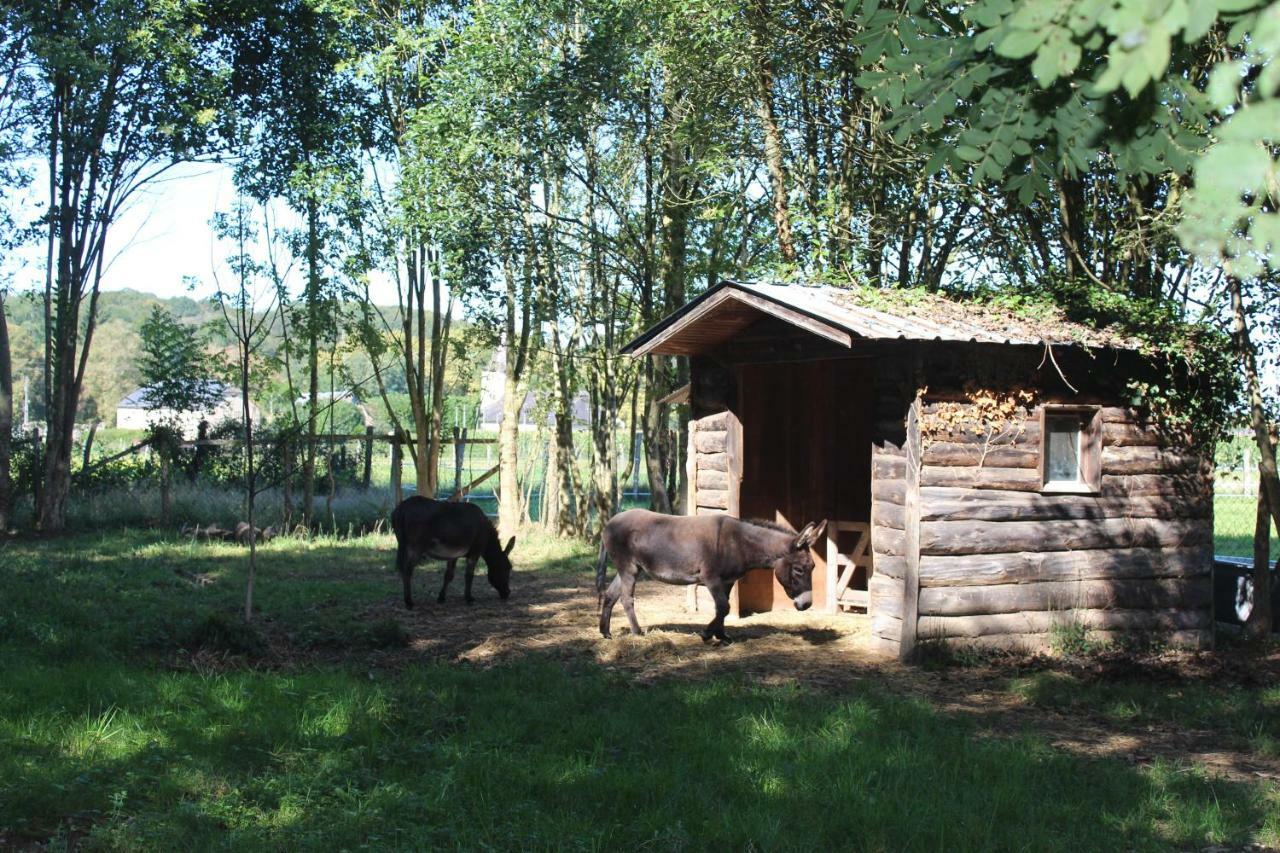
xmin=622 ymin=281 xmax=1213 ymax=660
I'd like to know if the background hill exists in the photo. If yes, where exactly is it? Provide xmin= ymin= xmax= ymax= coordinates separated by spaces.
xmin=5 ymin=289 xmax=488 ymax=430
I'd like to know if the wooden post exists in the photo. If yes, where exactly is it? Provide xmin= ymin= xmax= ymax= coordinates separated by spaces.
xmin=31 ymin=427 xmax=41 ymax=509
xmin=81 ymin=422 xmax=98 ymax=473
xmin=362 ymin=425 xmax=374 ymax=489
xmin=686 ymin=418 xmax=699 ymax=612
xmin=391 ymin=434 xmax=403 ymax=503
xmin=281 ymin=435 xmax=294 ymax=527
xmin=191 ymin=420 xmax=209 ymax=482
xmin=900 ymin=394 xmax=923 ymax=662
xmin=159 ymin=452 xmax=172 ymax=527
xmin=453 ymin=426 xmax=466 ymax=497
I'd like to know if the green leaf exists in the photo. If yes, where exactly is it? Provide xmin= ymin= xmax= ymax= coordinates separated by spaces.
xmin=1009 ymin=0 xmax=1061 ymax=30
xmin=1206 ymin=60 xmax=1244 ymax=108
xmin=994 ymin=27 xmax=1049 ymax=59
xmin=1183 ymin=1 xmax=1219 ymax=40
xmin=1195 ymin=140 xmax=1272 ymax=195
xmin=1214 ymin=0 xmax=1264 ymax=11
xmin=1066 ymin=0 xmax=1107 ymax=35
xmin=955 ymin=145 xmax=985 ymax=161
xmin=1218 ymin=101 xmax=1280 ymax=142
xmin=1253 ymin=213 xmax=1280 ymax=261
xmin=967 ymin=1 xmax=1009 ymax=28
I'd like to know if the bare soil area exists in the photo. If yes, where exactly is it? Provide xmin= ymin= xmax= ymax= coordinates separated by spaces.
xmin=345 ymin=568 xmax=1280 ymax=786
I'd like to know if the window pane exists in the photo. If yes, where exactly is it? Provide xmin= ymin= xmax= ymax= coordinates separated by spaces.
xmin=1045 ymin=419 xmax=1081 ymax=483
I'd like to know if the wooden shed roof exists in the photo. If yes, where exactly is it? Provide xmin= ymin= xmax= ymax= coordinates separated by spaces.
xmin=622 ymin=281 xmax=1142 ymax=357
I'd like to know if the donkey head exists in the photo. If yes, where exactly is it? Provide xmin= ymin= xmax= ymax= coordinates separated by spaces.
xmin=773 ymin=520 xmax=826 ymax=611
xmin=487 ymin=535 xmax=516 ymax=599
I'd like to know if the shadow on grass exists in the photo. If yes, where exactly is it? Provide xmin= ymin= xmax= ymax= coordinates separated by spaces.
xmin=1 ymin=657 xmax=1275 ymax=850
xmin=0 ymin=531 xmax=1277 ymax=848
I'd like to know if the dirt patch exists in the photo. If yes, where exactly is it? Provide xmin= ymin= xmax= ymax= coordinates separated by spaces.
xmin=361 ymin=570 xmax=878 ymax=688
xmin=188 ymin=567 xmax=1280 ymax=786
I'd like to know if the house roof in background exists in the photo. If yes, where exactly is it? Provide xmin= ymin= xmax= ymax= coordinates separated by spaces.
xmin=118 ymin=381 xmax=239 ymax=410
xmin=622 ymin=281 xmax=1142 ymax=357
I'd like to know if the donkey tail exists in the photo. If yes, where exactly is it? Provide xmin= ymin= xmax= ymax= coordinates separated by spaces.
xmin=594 ymin=537 xmax=609 ymax=602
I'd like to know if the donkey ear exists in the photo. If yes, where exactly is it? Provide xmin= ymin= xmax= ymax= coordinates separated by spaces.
xmin=794 ymin=520 xmax=826 ymax=550
xmin=503 ymin=536 xmax=516 ymax=556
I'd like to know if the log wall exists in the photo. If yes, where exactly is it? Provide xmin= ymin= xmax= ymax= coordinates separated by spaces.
xmin=868 ymin=354 xmax=916 ymax=657
xmin=686 ymin=410 xmax=742 ymax=517
xmin=911 ymin=401 xmax=1213 ymax=653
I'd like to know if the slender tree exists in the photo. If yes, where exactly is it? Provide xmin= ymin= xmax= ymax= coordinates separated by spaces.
xmin=213 ymin=201 xmax=278 ymax=622
xmin=11 ymin=0 xmax=226 ymax=532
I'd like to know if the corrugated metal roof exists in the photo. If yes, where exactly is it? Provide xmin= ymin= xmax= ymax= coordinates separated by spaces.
xmin=623 ymin=281 xmax=1141 ymax=356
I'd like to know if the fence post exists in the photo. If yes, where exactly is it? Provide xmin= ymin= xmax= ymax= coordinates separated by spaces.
xmin=453 ymin=426 xmax=465 ymax=497
xmin=362 ymin=425 xmax=374 ymax=489
xmin=391 ymin=433 xmax=403 ymax=504
xmin=282 ymin=435 xmax=294 ymax=528
xmin=31 ymin=428 xmax=42 ymax=510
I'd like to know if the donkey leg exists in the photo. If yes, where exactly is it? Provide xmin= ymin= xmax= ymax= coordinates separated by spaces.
xmin=701 ymin=581 xmax=732 ymax=643
xmin=437 ymin=559 xmax=457 ymax=603
xmin=599 ymin=573 xmax=625 ymax=639
xmin=401 ymin=568 xmax=415 ymax=610
xmin=618 ymin=571 xmax=644 ymax=636
xmin=464 ymin=556 xmax=479 ymax=604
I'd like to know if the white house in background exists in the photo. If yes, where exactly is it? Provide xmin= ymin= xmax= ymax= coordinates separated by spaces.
xmin=478 ymin=347 xmax=590 ymax=432
xmin=294 ymin=389 xmax=376 ymax=427
xmin=115 ymin=382 xmax=260 ymax=436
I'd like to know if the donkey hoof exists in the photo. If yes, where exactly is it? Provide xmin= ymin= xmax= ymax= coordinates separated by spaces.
xmin=700 ymin=631 xmax=713 ymax=643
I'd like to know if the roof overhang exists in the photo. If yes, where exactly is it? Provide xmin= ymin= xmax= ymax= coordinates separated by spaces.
xmin=657 ymin=383 xmax=691 ymax=406
xmin=622 ymin=282 xmax=852 ymax=357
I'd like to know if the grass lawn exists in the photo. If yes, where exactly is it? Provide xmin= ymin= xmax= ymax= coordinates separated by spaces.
xmin=0 ymin=531 xmax=1277 ymax=850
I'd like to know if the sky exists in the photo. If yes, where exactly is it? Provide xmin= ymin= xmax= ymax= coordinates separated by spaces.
xmin=4 ymin=160 xmax=404 ymax=306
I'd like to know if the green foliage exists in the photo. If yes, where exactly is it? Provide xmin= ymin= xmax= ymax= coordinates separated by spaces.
xmin=858 ymin=0 xmax=1280 ymax=274
xmin=136 ymin=306 xmax=221 ymax=417
xmin=1049 ymin=621 xmax=1101 ymax=657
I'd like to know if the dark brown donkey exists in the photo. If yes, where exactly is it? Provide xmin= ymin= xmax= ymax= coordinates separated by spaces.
xmin=595 ymin=509 xmax=825 ymax=642
xmin=390 ymin=496 xmax=514 ymax=608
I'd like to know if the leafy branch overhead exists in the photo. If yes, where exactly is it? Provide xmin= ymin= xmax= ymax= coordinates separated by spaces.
xmin=854 ymin=0 xmax=1280 ymax=272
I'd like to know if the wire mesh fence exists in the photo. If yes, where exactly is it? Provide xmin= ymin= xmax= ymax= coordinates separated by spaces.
xmin=1214 ymin=452 xmax=1277 ymax=558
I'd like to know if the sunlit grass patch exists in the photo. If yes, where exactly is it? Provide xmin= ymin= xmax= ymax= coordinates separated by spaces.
xmin=0 ymin=530 xmax=1276 ymax=849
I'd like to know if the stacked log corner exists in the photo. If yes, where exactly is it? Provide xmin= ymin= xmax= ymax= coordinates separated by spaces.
xmin=685 ymin=410 xmax=743 ymax=612
xmin=868 ymin=360 xmax=917 ymax=659
xmin=912 ymin=402 xmax=1213 ymax=653
xmin=688 ymin=411 xmax=742 ymax=517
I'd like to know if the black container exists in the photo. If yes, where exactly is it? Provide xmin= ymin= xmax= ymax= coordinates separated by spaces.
xmin=1213 ymin=557 xmax=1280 ymax=630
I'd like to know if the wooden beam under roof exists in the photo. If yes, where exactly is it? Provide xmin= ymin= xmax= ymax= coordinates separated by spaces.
xmin=623 ymin=284 xmax=853 ymax=357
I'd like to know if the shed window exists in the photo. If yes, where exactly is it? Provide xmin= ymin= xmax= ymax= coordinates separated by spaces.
xmin=1040 ymin=406 xmax=1101 ymax=493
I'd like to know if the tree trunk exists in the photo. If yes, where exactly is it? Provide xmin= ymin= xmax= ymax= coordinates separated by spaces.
xmin=1228 ymin=276 xmax=1280 ymax=529
xmin=159 ymin=451 xmax=172 ymax=527
xmin=1227 ymin=274 xmax=1279 ymax=638
xmin=642 ymin=370 xmax=672 ymax=514
xmin=0 ymin=293 xmax=11 ymax=532
xmin=242 ymin=348 xmax=257 ymax=622
xmin=750 ymin=0 xmax=797 ymax=263
xmin=498 ymin=365 xmax=523 ymax=540
xmin=541 ymin=430 xmax=561 ymax=532
xmin=497 ymin=246 xmax=532 ymax=540
xmin=1248 ymin=485 xmax=1273 ymax=638
xmin=303 ymin=195 xmax=321 ymax=530
xmin=426 ymin=252 xmax=449 ymax=498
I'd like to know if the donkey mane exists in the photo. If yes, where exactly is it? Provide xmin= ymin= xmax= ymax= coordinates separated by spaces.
xmin=741 ymin=518 xmax=797 ymax=534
